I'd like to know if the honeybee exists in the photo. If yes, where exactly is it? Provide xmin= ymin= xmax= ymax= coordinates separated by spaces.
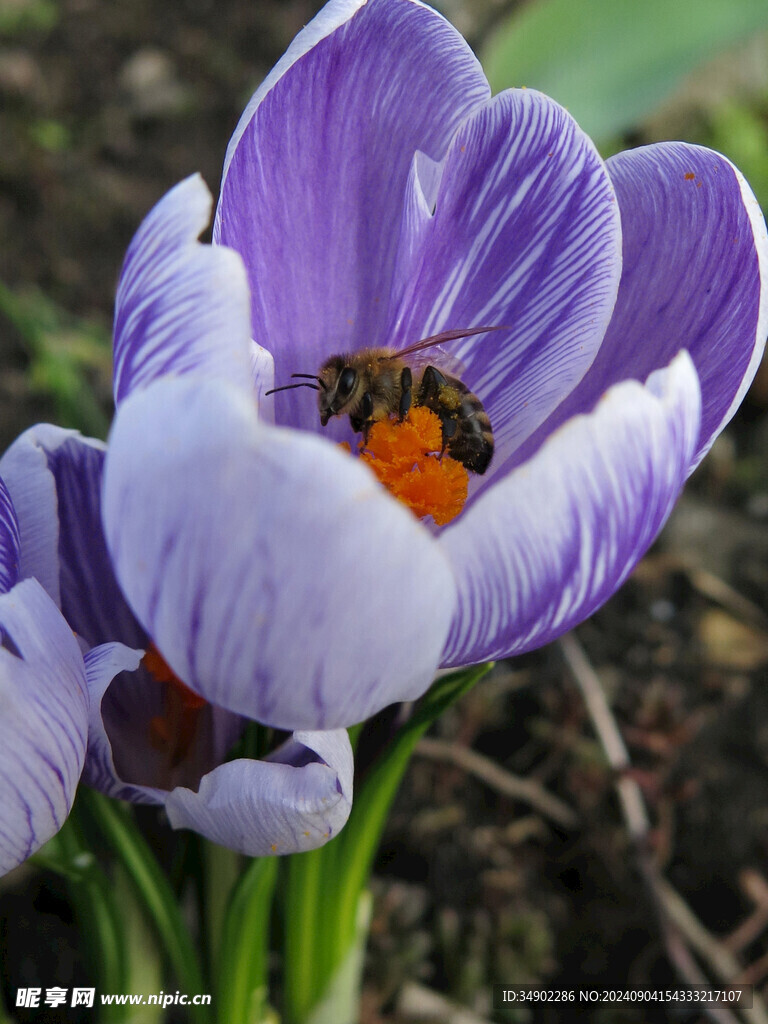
xmin=266 ymin=326 xmax=500 ymax=474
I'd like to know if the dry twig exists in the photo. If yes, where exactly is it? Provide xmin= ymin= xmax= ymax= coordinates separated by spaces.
xmin=560 ymin=631 xmax=768 ymax=1024
xmin=415 ymin=736 xmax=578 ymax=830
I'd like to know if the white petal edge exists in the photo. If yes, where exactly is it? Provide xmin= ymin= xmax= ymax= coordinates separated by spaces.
xmin=0 ymin=579 xmax=88 ymax=874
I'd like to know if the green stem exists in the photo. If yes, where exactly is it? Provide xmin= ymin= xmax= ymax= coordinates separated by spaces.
xmin=283 ymin=846 xmax=325 ymax=1024
xmin=78 ymin=789 xmax=212 ymax=1024
xmin=217 ymin=856 xmax=278 ymax=1023
xmin=32 ymin=808 xmax=129 ymax=1021
xmin=281 ymin=664 xmax=493 ymax=1024
xmin=203 ymin=840 xmax=242 ymax=978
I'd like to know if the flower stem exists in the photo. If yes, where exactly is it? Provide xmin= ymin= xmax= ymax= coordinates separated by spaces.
xmin=281 ymin=663 xmax=493 ymax=1023
xmin=216 ymin=855 xmax=278 ymax=1023
xmin=78 ymin=789 xmax=212 ymax=1024
xmin=34 ymin=811 xmax=129 ymax=1022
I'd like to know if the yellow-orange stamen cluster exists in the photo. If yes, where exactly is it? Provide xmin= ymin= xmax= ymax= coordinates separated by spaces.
xmin=358 ymin=406 xmax=468 ymax=526
xmin=144 ymin=644 xmax=207 ymax=767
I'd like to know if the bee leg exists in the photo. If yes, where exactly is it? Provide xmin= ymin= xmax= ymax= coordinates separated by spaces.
xmin=419 ymin=365 xmax=448 ymax=402
xmin=362 ymin=392 xmax=374 ymax=422
xmin=362 ymin=392 xmax=375 ymax=442
xmin=439 ymin=414 xmax=458 ymax=459
xmin=351 ymin=392 xmax=375 ymax=445
xmin=398 ymin=367 xmax=412 ymax=420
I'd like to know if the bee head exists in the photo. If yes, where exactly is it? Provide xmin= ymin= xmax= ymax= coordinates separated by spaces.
xmin=318 ymin=356 xmax=358 ymax=425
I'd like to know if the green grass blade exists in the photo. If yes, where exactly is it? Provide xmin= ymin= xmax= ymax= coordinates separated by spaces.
xmin=329 ymin=664 xmax=493 ymax=961
xmin=281 ymin=664 xmax=492 ymax=1023
xmin=78 ymin=789 xmax=212 ymax=1024
xmin=0 ymin=280 xmax=111 ymax=437
xmin=33 ymin=816 xmax=129 ymax=1022
xmin=217 ymin=857 xmax=278 ymax=1023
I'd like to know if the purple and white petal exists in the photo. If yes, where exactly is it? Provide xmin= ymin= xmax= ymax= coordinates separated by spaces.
xmin=440 ymin=352 xmax=701 ymax=666
xmin=390 ymin=89 xmax=622 ymax=490
xmin=113 ymin=174 xmax=253 ymax=406
xmin=513 ymin=143 xmax=768 ymax=473
xmin=0 ymin=424 xmax=86 ymax=606
xmin=82 ymin=647 xmax=243 ymax=806
xmin=215 ymin=0 xmax=489 ymax=435
xmin=0 ymin=579 xmax=88 ymax=874
xmin=0 ymin=425 xmax=145 ymax=650
xmin=164 ymin=729 xmax=353 ymax=855
xmin=82 ymin=643 xmax=168 ymax=805
xmin=102 ymin=375 xmax=457 ymax=731
xmin=45 ymin=435 xmax=147 ymax=651
xmin=221 ymin=0 xmax=371 ymax=183
xmin=0 ymin=476 xmax=20 ymax=595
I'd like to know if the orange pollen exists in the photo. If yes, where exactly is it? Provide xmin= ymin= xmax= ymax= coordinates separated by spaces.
xmin=143 ymin=643 xmax=207 ymax=766
xmin=358 ymin=406 xmax=468 ymax=526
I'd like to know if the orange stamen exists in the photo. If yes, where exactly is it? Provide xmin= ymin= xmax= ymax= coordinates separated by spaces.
xmin=144 ymin=643 xmax=207 ymax=767
xmin=358 ymin=406 xmax=468 ymax=526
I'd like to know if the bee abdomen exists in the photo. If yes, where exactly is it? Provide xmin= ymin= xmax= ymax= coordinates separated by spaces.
xmin=416 ymin=365 xmax=494 ymax=475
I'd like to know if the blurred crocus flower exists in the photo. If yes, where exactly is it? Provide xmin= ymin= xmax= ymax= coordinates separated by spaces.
xmin=4 ymin=0 xmax=767 ymax=857
xmin=0 ymin=475 xmax=139 ymax=874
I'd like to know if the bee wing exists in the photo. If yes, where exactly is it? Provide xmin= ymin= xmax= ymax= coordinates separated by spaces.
xmin=386 ymin=325 xmax=506 ymax=377
xmin=402 ymin=345 xmax=468 ymax=378
xmin=395 ymin=325 xmax=506 ymax=357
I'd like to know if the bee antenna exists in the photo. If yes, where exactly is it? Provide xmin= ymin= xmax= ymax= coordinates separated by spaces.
xmin=264 ymin=382 xmax=320 ymax=396
xmin=291 ymin=373 xmax=327 ymax=391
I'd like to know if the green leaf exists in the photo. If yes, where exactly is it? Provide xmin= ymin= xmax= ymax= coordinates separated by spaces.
xmin=301 ymin=892 xmax=372 ymax=1024
xmin=113 ymin=867 xmax=165 ymax=1024
xmin=78 ymin=789 xmax=212 ymax=1024
xmin=705 ymin=101 xmax=768 ymax=210
xmin=216 ymin=856 xmax=278 ymax=1024
xmin=0 ymin=0 xmax=58 ymax=36
xmin=281 ymin=663 xmax=492 ymax=1024
xmin=32 ymin=815 xmax=130 ymax=1022
xmin=481 ymin=0 xmax=768 ymax=143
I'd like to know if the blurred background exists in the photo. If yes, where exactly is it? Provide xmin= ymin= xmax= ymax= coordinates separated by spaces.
xmin=1 ymin=0 xmax=768 ymax=1021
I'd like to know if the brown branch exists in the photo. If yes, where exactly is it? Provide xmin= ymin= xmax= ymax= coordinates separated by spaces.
xmin=560 ymin=632 xmax=768 ymax=1024
xmin=414 ymin=736 xmax=578 ymax=830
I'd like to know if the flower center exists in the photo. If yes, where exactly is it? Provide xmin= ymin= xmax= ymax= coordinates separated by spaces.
xmin=357 ymin=406 xmax=468 ymax=526
xmin=144 ymin=644 xmax=207 ymax=767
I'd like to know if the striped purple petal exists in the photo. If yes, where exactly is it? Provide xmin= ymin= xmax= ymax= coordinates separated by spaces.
xmin=511 ymin=143 xmax=768 ymax=473
xmin=113 ymin=174 xmax=253 ymax=405
xmin=0 ymin=426 xmax=145 ymax=650
xmin=83 ymin=644 xmax=245 ymax=805
xmin=440 ymin=353 xmax=700 ymax=666
xmin=214 ymin=0 xmax=490 ymax=436
xmin=0 ymin=424 xmax=79 ymax=606
xmin=0 ymin=579 xmax=88 ymax=874
xmin=83 ymin=646 xmax=354 ymax=856
xmin=0 ymin=476 xmax=20 ymax=595
xmin=389 ymin=88 xmax=622 ymax=492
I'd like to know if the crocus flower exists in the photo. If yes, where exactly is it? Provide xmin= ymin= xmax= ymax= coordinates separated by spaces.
xmin=0 ymin=473 xmax=139 ymax=874
xmin=1 ymin=421 xmax=354 ymax=855
xmin=104 ymin=0 xmax=766 ymax=714
xmin=4 ymin=0 xmax=767 ymax=857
